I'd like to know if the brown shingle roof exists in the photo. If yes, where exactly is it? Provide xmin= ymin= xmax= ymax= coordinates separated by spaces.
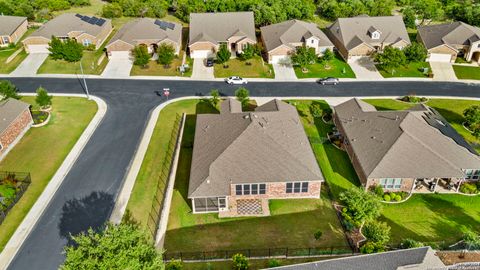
xmin=0 ymin=98 xmax=30 ymax=135
xmin=334 ymin=99 xmax=480 ymax=179
xmin=417 ymin=21 xmax=480 ymax=50
xmin=0 ymin=15 xmax=27 ymax=36
xmin=188 ymin=99 xmax=323 ymax=198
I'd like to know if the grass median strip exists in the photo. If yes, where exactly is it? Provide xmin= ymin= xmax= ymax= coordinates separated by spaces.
xmin=0 ymin=96 xmax=97 ymax=252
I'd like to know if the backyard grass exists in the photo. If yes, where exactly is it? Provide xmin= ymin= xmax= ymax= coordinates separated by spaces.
xmin=214 ymin=57 xmax=274 ymax=78
xmin=294 ymin=55 xmax=355 ymax=79
xmin=0 ymin=96 xmax=97 ymax=252
xmin=377 ymin=62 xmax=431 ymax=78
xmin=0 ymin=28 xmax=37 ymax=74
xmin=453 ymin=65 xmax=480 ymax=80
xmin=53 ymin=0 xmax=106 ymax=16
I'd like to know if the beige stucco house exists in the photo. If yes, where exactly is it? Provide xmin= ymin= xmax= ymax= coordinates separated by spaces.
xmin=188 ymin=12 xmax=256 ymax=59
xmin=417 ymin=22 xmax=480 ymax=63
xmin=0 ymin=98 xmax=33 ymax=161
xmin=326 ymin=15 xmax=410 ymax=61
xmin=0 ymin=15 xmax=28 ymax=47
xmin=333 ymin=99 xmax=480 ymax=194
xmin=260 ymin=19 xmax=334 ymax=64
xmin=188 ymin=99 xmax=324 ymax=217
xmin=22 ymin=13 xmax=112 ymax=53
xmin=105 ymin=18 xmax=182 ymax=59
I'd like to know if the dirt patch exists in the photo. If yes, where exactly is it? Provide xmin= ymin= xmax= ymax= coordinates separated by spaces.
xmin=437 ymin=251 xmax=480 ymax=265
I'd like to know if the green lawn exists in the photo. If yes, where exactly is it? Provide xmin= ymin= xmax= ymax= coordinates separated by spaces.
xmin=0 ymin=96 xmax=97 ymax=252
xmin=214 ymin=57 xmax=274 ymax=78
xmin=53 ymin=0 xmax=105 ymax=16
xmin=0 ymin=28 xmax=36 ymax=74
xmin=290 ymin=100 xmax=360 ymax=199
xmin=37 ymin=50 xmax=108 ymax=75
xmin=365 ymin=98 xmax=480 ymax=152
xmin=131 ymin=52 xmax=191 ymax=77
xmin=294 ymin=55 xmax=355 ymax=79
xmin=377 ymin=62 xmax=431 ymax=78
xmin=453 ymin=65 xmax=480 ymax=80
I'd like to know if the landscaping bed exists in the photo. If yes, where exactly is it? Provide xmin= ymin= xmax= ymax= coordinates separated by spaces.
xmin=31 ymin=110 xmax=50 ymax=126
xmin=213 ymin=57 xmax=274 ymax=78
xmin=293 ymin=54 xmax=355 ymax=79
xmin=0 ymin=172 xmax=30 ymax=225
xmin=453 ymin=65 xmax=480 ymax=80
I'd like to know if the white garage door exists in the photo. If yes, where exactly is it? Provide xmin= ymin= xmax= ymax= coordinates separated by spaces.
xmin=428 ymin=53 xmax=452 ymax=62
xmin=27 ymin=45 xmax=49 ymax=54
xmin=271 ymin=55 xmax=291 ymax=64
xmin=109 ymin=51 xmax=131 ymax=59
xmin=191 ymin=50 xmax=212 ymax=59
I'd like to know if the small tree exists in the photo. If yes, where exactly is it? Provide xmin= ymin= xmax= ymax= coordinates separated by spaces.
xmin=464 ymin=105 xmax=480 ymax=132
xmin=0 ymin=80 xmax=20 ymax=100
xmin=291 ymin=46 xmax=316 ymax=70
xmin=157 ymin=43 xmax=176 ymax=68
xmin=404 ymin=42 xmax=427 ymax=63
xmin=314 ymin=230 xmax=323 ymax=240
xmin=360 ymin=241 xmax=385 ymax=254
xmin=362 ymin=220 xmax=391 ymax=244
xmin=374 ymin=46 xmax=407 ymax=73
xmin=235 ymin=87 xmax=250 ymax=108
xmin=62 ymin=39 xmax=83 ymax=62
xmin=402 ymin=6 xmax=416 ymax=29
xmin=232 ymin=253 xmax=249 ymax=270
xmin=166 ymin=259 xmax=183 ymax=270
xmin=322 ymin=48 xmax=334 ymax=62
xmin=217 ymin=43 xmax=231 ymax=67
xmin=463 ymin=230 xmax=480 ymax=250
xmin=210 ymin=89 xmax=220 ymax=108
xmin=48 ymin=36 xmax=64 ymax=60
xmin=339 ymin=187 xmax=382 ymax=227
xmin=35 ymin=87 xmax=52 ymax=109
xmin=133 ymin=45 xmax=150 ymax=67
xmin=239 ymin=43 xmax=254 ymax=63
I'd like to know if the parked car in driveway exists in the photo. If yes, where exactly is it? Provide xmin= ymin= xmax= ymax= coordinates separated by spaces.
xmin=205 ymin=58 xmax=214 ymax=67
xmin=225 ymin=76 xmax=248 ymax=85
xmin=317 ymin=77 xmax=339 ymax=85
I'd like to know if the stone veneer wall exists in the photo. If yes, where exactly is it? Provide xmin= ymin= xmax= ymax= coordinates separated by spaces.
xmin=0 ymin=109 xmax=33 ymax=156
xmin=228 ymin=180 xmax=322 ymax=201
xmin=366 ymin=178 xmax=415 ymax=193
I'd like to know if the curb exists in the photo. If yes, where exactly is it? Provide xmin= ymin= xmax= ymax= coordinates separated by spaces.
xmin=0 ymin=94 xmax=107 ymax=270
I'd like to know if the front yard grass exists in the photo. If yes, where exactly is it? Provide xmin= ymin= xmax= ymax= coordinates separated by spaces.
xmin=453 ymin=65 xmax=480 ymax=80
xmin=214 ymin=57 xmax=274 ymax=78
xmin=0 ymin=28 xmax=36 ymax=74
xmin=294 ymin=55 xmax=355 ymax=79
xmin=377 ymin=62 xmax=431 ymax=78
xmin=37 ymin=50 xmax=108 ymax=75
xmin=130 ymin=52 xmax=191 ymax=77
xmin=0 ymin=96 xmax=97 ymax=252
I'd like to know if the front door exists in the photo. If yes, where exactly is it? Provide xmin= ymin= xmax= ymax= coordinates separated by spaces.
xmin=218 ymin=197 xmax=227 ymax=211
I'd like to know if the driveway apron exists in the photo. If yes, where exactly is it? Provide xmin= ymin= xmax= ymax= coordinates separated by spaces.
xmin=430 ymin=62 xmax=458 ymax=81
xmin=191 ymin=58 xmax=214 ymax=79
xmin=273 ymin=63 xmax=297 ymax=80
xmin=348 ymin=56 xmax=383 ymax=80
xmin=10 ymin=53 xmax=48 ymax=76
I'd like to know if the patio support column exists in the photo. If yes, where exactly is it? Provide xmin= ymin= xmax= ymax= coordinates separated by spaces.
xmin=410 ymin=179 xmax=416 ymax=193
xmin=457 ymin=178 xmax=464 ymax=193
xmin=434 ymin=178 xmax=440 ymax=192
xmin=191 ymin=198 xmax=196 ymax=214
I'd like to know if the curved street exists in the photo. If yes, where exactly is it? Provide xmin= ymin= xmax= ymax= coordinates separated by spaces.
xmin=3 ymin=77 xmax=480 ymax=270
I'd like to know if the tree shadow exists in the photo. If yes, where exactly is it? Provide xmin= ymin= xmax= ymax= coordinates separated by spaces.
xmin=58 ymin=191 xmax=114 ymax=245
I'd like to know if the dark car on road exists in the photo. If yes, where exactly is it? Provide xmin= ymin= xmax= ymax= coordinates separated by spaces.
xmin=317 ymin=77 xmax=339 ymax=85
xmin=205 ymin=58 xmax=214 ymax=67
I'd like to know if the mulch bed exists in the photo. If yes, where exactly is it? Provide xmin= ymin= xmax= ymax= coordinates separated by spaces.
xmin=31 ymin=110 xmax=49 ymax=125
xmin=437 ymin=251 xmax=480 ymax=265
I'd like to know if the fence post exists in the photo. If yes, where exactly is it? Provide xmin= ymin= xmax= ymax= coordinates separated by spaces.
xmin=330 ymin=247 xmax=333 ymax=255
xmin=308 ymin=248 xmax=311 ymax=256
xmin=203 ymin=252 xmax=206 ymax=260
xmin=268 ymin=248 xmax=271 ymax=258
xmin=248 ymin=249 xmax=251 ymax=258
xmin=225 ymin=251 xmax=228 ymax=259
xmin=286 ymin=248 xmax=288 ymax=258
xmin=180 ymin=252 xmax=182 ymax=260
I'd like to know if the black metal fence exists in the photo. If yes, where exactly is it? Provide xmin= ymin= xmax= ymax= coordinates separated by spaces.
xmin=146 ymin=114 xmax=183 ymax=238
xmin=164 ymin=246 xmax=354 ymax=261
xmin=0 ymin=171 xmax=31 ymax=225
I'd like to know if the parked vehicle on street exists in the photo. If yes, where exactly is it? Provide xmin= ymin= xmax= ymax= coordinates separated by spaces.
xmin=205 ymin=58 xmax=214 ymax=67
xmin=317 ymin=77 xmax=339 ymax=85
xmin=225 ymin=76 xmax=248 ymax=85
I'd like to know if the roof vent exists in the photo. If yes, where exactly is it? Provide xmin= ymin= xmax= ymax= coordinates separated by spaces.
xmin=395 ymin=115 xmax=399 ymax=121
xmin=243 ymin=115 xmax=250 ymax=119
xmin=351 ymin=138 xmax=356 ymax=142
xmin=371 ymin=136 xmax=376 ymax=139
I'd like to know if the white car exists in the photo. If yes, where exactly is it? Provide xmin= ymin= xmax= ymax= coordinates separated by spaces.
xmin=225 ymin=76 xmax=248 ymax=85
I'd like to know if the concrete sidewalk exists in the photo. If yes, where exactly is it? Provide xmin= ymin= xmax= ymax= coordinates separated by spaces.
xmin=0 ymin=94 xmax=107 ymax=270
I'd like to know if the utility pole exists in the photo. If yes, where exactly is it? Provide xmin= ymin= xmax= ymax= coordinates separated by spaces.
xmin=79 ymin=61 xmax=90 ymax=100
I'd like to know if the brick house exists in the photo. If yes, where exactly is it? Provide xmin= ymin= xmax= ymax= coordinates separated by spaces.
xmin=188 ymin=99 xmax=324 ymax=217
xmin=0 ymin=98 xmax=33 ymax=160
xmin=22 ymin=13 xmax=112 ymax=54
xmin=333 ymin=99 xmax=480 ymax=194
xmin=0 ymin=15 xmax=28 ymax=47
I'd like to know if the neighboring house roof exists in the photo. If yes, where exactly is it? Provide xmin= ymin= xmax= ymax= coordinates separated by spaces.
xmin=188 ymin=99 xmax=324 ymax=198
xmin=334 ymin=99 xmax=480 ymax=179
xmin=28 ymin=13 xmax=110 ymax=40
xmin=106 ymin=18 xmax=181 ymax=48
xmin=260 ymin=19 xmax=333 ymax=52
xmin=327 ymin=15 xmax=410 ymax=50
xmin=0 ymin=98 xmax=30 ymax=135
xmin=188 ymin=12 xmax=256 ymax=46
xmin=267 ymin=247 xmax=445 ymax=270
xmin=417 ymin=21 xmax=480 ymax=50
xmin=0 ymin=15 xmax=27 ymax=36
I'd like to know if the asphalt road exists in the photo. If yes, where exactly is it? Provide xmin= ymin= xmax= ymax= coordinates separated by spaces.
xmin=3 ymin=77 xmax=480 ymax=270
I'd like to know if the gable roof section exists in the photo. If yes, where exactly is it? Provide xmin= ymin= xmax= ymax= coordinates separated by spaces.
xmin=0 ymin=98 xmax=30 ymax=135
xmin=260 ymin=20 xmax=333 ymax=52
xmin=334 ymin=99 xmax=480 ymax=179
xmin=0 ymin=15 xmax=27 ymax=36
xmin=188 ymin=99 xmax=323 ymax=198
xmin=28 ymin=13 xmax=110 ymax=40
xmin=189 ymin=12 xmax=255 ymax=47
xmin=107 ymin=18 xmax=181 ymax=48
xmin=327 ymin=15 xmax=410 ymax=50
xmin=418 ymin=21 xmax=480 ymax=50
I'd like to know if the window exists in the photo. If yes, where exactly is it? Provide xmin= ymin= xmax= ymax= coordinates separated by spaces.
xmin=311 ymin=39 xmax=314 ymax=44
xmin=301 ymin=182 xmax=309 ymax=192
xmin=286 ymin=183 xmax=293 ymax=193
xmin=251 ymin=184 xmax=258 ymax=195
xmin=243 ymin=184 xmax=250 ymax=195
xmin=259 ymin=184 xmax=266 ymax=194
xmin=236 ymin=183 xmax=267 ymax=195
xmin=380 ymin=178 xmax=402 ymax=189
xmin=218 ymin=197 xmax=226 ymax=208
xmin=394 ymin=179 xmax=402 ymax=189
xmin=83 ymin=39 xmax=91 ymax=46
xmin=294 ymin=182 xmax=301 ymax=193
xmin=2 ymin=36 xmax=9 ymax=44
xmin=286 ymin=182 xmax=310 ymax=193
xmin=235 ymin=185 xmax=242 ymax=195
xmin=464 ymin=169 xmax=480 ymax=180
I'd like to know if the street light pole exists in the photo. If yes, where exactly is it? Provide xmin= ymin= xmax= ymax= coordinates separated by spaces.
xmin=79 ymin=61 xmax=90 ymax=100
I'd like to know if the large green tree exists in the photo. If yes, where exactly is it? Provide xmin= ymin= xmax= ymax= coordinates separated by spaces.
xmin=404 ymin=42 xmax=427 ymax=63
xmin=133 ymin=45 xmax=150 ymax=67
xmin=374 ymin=46 xmax=407 ymax=73
xmin=291 ymin=46 xmax=316 ymax=69
xmin=48 ymin=36 xmax=64 ymax=60
xmin=339 ymin=187 xmax=382 ymax=227
xmin=216 ymin=43 xmax=231 ymax=67
xmin=0 ymin=80 xmax=19 ymax=100
xmin=157 ymin=43 xmax=176 ymax=68
xmin=62 ymin=39 xmax=83 ymax=62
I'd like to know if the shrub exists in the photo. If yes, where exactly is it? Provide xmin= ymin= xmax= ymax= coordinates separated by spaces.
xmin=314 ymin=230 xmax=323 ymax=240
xmin=232 ymin=254 xmax=249 ymax=270
xmin=133 ymin=45 xmax=150 ymax=67
xmin=310 ymin=103 xmax=322 ymax=118
xmin=61 ymin=39 xmax=83 ymax=62
xmin=339 ymin=188 xmax=382 ymax=227
xmin=210 ymin=89 xmax=220 ymax=108
xmin=394 ymin=194 xmax=402 ymax=202
xmin=401 ymin=238 xmax=424 ymax=248
xmin=404 ymin=42 xmax=427 ymax=63
xmin=373 ymin=185 xmax=384 ymax=197
xmin=383 ymin=194 xmax=391 ymax=202
xmin=460 ymin=183 xmax=478 ymax=194
xmin=235 ymin=87 xmax=250 ymax=107
xmin=166 ymin=259 xmax=183 ymax=270
xmin=360 ymin=241 xmax=385 ymax=254
xmin=268 ymin=259 xmax=280 ymax=268
xmin=157 ymin=43 xmax=176 ymax=68
xmin=217 ymin=43 xmax=231 ymax=67
xmin=362 ymin=220 xmax=391 ymax=244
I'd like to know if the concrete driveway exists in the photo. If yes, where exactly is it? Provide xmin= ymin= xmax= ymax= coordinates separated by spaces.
xmin=430 ymin=62 xmax=457 ymax=81
xmin=273 ymin=63 xmax=297 ymax=80
xmin=348 ymin=56 xmax=382 ymax=80
xmin=11 ymin=53 xmax=48 ymax=76
xmin=191 ymin=58 xmax=214 ymax=79
xmin=101 ymin=55 xmax=133 ymax=78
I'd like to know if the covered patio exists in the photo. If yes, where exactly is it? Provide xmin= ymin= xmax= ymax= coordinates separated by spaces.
xmin=412 ymin=178 xmax=462 ymax=194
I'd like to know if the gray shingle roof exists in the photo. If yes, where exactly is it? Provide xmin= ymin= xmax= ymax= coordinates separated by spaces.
xmin=0 ymin=98 xmax=30 ymax=135
xmin=0 ymin=15 xmax=27 ymax=36
xmin=188 ymin=99 xmax=324 ymax=198
xmin=260 ymin=20 xmax=333 ymax=52
xmin=189 ymin=12 xmax=256 ymax=46
xmin=107 ymin=18 xmax=181 ymax=47
xmin=266 ymin=247 xmax=445 ymax=270
xmin=327 ymin=15 xmax=410 ymax=50
xmin=28 ymin=13 xmax=111 ymax=40
xmin=417 ymin=21 xmax=480 ymax=50
xmin=334 ymin=99 xmax=480 ymax=179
